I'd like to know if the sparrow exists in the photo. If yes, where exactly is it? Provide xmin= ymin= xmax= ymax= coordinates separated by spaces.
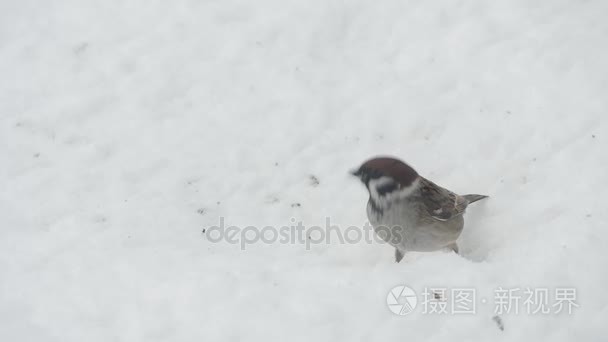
xmin=351 ymin=157 xmax=487 ymax=262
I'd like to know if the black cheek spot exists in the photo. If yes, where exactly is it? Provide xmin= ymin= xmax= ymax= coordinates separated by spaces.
xmin=377 ymin=182 xmax=398 ymax=196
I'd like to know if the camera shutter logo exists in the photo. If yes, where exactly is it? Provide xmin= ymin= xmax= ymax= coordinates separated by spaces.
xmin=387 ymin=285 xmax=417 ymax=315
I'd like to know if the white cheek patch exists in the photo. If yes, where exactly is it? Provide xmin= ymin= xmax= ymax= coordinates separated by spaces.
xmin=394 ymin=178 xmax=420 ymax=198
xmin=368 ymin=177 xmax=392 ymax=201
xmin=369 ymin=177 xmax=420 ymax=204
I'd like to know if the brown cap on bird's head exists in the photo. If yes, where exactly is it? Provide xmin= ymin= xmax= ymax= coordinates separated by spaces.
xmin=351 ymin=157 xmax=419 ymax=187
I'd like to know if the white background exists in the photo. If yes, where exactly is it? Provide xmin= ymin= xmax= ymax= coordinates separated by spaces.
xmin=1 ymin=0 xmax=606 ymax=340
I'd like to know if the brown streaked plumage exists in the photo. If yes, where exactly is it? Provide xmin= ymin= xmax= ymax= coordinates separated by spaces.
xmin=351 ymin=157 xmax=488 ymax=262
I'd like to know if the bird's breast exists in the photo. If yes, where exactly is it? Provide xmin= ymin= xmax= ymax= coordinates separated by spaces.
xmin=366 ymin=200 xmax=464 ymax=252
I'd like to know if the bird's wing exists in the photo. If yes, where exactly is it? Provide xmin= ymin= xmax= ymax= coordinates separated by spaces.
xmin=419 ymin=178 xmax=468 ymax=221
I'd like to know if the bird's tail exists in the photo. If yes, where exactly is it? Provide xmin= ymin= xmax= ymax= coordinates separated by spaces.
xmin=463 ymin=194 xmax=489 ymax=204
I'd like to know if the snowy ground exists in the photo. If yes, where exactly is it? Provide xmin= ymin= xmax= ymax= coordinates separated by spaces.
xmin=1 ymin=0 xmax=607 ymax=341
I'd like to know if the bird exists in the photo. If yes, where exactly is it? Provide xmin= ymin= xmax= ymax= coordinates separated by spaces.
xmin=351 ymin=157 xmax=487 ymax=262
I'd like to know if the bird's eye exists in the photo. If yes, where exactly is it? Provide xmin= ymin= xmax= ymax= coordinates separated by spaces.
xmin=376 ymin=182 xmax=398 ymax=196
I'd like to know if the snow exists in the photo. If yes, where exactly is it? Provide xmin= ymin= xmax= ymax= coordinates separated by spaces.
xmin=1 ymin=0 xmax=607 ymax=340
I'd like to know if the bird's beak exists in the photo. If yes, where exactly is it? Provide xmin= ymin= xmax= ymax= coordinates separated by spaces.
xmin=350 ymin=168 xmax=361 ymax=177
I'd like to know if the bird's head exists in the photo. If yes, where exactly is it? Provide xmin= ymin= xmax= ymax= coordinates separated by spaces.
xmin=351 ymin=157 xmax=420 ymax=202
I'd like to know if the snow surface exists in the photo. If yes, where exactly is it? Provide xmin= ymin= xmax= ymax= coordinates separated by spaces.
xmin=1 ymin=0 xmax=607 ymax=341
